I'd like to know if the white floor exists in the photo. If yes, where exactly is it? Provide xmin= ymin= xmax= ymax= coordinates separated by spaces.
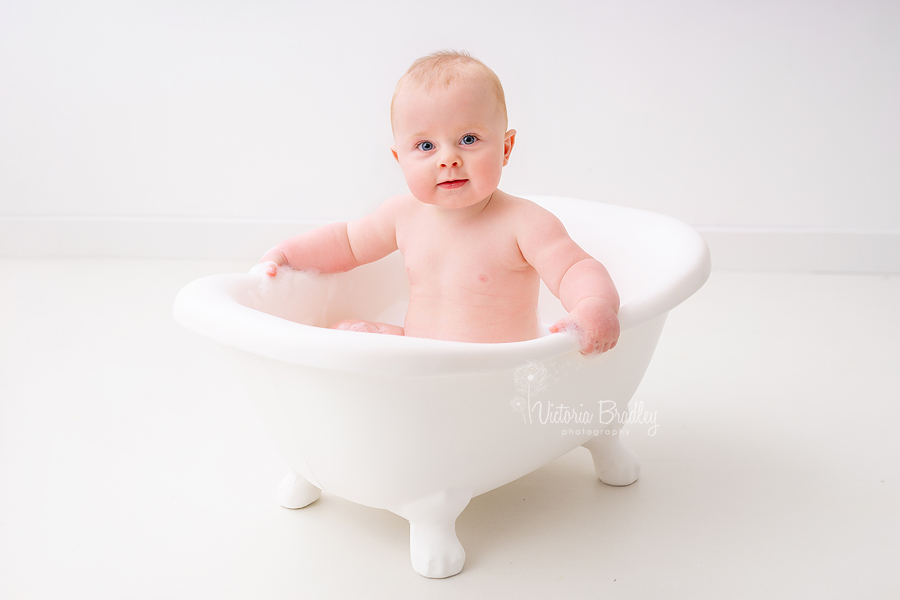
xmin=1 ymin=259 xmax=898 ymax=599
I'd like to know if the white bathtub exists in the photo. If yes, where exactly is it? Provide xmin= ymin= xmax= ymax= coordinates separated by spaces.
xmin=172 ymin=196 xmax=710 ymax=578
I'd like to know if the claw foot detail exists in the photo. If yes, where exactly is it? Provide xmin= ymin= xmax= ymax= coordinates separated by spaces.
xmin=409 ymin=520 xmax=466 ymax=578
xmin=396 ymin=488 xmax=472 ymax=578
xmin=277 ymin=471 xmax=321 ymax=509
xmin=583 ymin=434 xmax=641 ymax=486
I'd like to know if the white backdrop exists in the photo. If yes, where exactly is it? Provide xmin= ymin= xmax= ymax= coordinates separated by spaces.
xmin=1 ymin=0 xmax=898 ymax=269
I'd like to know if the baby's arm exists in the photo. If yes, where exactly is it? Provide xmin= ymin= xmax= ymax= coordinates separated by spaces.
xmin=519 ymin=206 xmax=620 ymax=355
xmin=256 ymin=198 xmax=402 ymax=276
xmin=547 ymin=257 xmax=620 ymax=354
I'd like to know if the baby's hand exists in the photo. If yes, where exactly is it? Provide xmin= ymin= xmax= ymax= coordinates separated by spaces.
xmin=249 ymin=260 xmax=279 ymax=277
xmin=549 ymin=299 xmax=620 ymax=355
xmin=251 ymin=247 xmax=288 ymax=277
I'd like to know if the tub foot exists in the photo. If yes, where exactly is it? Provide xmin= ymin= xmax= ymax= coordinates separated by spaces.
xmin=277 ymin=471 xmax=321 ymax=509
xmin=398 ymin=489 xmax=471 ymax=578
xmin=583 ymin=434 xmax=641 ymax=486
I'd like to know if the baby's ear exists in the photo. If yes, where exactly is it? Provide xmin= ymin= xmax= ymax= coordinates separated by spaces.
xmin=503 ymin=129 xmax=517 ymax=166
xmin=390 ymin=146 xmax=399 ymax=163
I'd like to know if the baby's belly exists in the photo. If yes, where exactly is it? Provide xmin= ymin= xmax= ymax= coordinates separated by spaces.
xmin=403 ymin=295 xmax=541 ymax=343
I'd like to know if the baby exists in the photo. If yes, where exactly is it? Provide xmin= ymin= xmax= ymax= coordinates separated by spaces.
xmin=256 ymin=51 xmax=619 ymax=355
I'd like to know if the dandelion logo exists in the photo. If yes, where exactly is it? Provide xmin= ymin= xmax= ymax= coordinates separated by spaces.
xmin=511 ymin=360 xmax=550 ymax=422
xmin=509 ymin=396 xmax=527 ymax=419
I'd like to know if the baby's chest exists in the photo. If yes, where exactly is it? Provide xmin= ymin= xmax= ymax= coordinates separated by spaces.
xmin=400 ymin=233 xmax=529 ymax=290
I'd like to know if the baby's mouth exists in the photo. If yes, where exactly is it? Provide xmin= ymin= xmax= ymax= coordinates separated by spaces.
xmin=438 ymin=179 xmax=468 ymax=190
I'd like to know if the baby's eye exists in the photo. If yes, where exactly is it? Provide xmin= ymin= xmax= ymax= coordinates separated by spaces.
xmin=460 ymin=134 xmax=478 ymax=146
xmin=416 ymin=141 xmax=435 ymax=152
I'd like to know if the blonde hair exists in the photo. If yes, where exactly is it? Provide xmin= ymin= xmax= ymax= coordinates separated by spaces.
xmin=391 ymin=50 xmax=508 ymax=128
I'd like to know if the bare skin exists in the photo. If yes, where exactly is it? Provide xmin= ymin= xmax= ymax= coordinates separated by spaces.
xmin=258 ymin=70 xmax=619 ymax=354
xmin=259 ymin=190 xmax=619 ymax=353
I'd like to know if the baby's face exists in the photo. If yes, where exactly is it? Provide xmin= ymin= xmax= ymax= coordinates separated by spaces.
xmin=391 ymin=78 xmax=515 ymax=210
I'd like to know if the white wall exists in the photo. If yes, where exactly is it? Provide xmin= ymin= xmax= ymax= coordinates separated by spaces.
xmin=1 ymin=0 xmax=898 ymax=270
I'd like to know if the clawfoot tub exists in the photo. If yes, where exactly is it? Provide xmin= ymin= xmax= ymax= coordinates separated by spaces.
xmin=172 ymin=196 xmax=710 ymax=578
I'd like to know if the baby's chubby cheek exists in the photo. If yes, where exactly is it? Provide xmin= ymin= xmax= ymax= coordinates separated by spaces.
xmin=397 ymin=164 xmax=430 ymax=199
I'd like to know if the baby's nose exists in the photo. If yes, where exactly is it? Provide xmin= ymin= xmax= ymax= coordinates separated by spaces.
xmin=438 ymin=151 xmax=461 ymax=168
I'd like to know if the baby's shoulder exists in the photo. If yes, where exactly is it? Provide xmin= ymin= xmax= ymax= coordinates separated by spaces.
xmin=494 ymin=193 xmax=564 ymax=228
xmin=368 ymin=194 xmax=421 ymax=223
xmin=377 ymin=193 xmax=418 ymax=211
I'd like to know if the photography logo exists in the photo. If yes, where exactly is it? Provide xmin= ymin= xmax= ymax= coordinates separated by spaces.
xmin=510 ymin=360 xmax=658 ymax=436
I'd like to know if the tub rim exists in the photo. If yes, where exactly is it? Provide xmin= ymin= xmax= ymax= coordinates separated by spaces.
xmin=172 ymin=196 xmax=710 ymax=377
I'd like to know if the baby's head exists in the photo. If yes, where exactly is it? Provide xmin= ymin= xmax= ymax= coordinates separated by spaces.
xmin=390 ymin=51 xmax=516 ymax=210
xmin=391 ymin=50 xmax=508 ymax=131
